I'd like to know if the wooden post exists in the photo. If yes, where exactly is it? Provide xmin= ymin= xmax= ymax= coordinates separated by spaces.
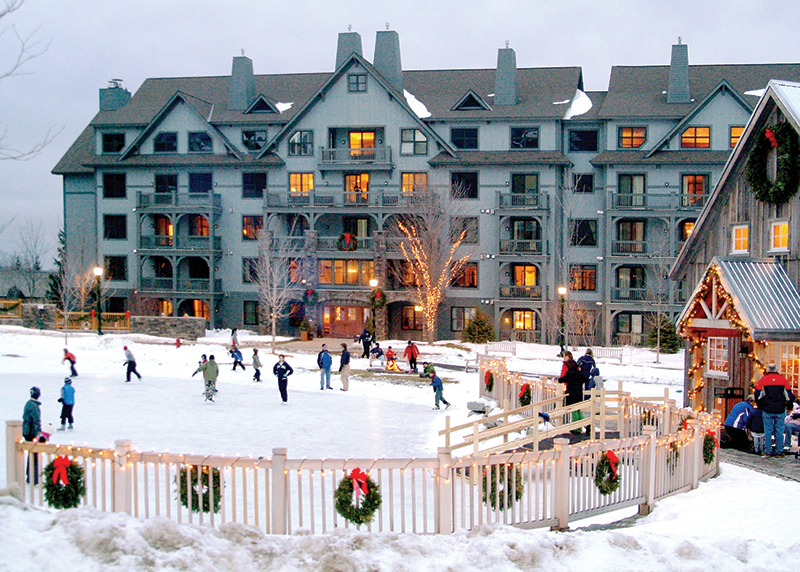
xmin=551 ymin=438 xmax=570 ymax=531
xmin=639 ymin=426 xmax=657 ymax=515
xmin=437 ymin=447 xmax=453 ymax=534
xmin=6 ymin=420 xmax=23 ymax=489
xmin=272 ymin=448 xmax=287 ymax=534
xmin=113 ymin=439 xmax=132 ymax=514
xmin=686 ymin=420 xmax=700 ymax=489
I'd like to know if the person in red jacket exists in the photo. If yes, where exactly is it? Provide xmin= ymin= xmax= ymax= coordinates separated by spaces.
xmin=62 ymin=348 xmax=78 ymax=377
xmin=404 ymin=340 xmax=420 ymax=373
xmin=754 ymin=364 xmax=795 ymax=457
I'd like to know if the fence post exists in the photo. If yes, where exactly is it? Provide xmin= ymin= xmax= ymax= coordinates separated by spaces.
xmin=437 ymin=447 xmax=454 ymax=534
xmin=685 ymin=420 xmax=700 ymax=489
xmin=6 ymin=420 xmax=23 ymax=489
xmin=639 ymin=426 xmax=657 ymax=515
xmin=113 ymin=439 xmax=132 ymax=514
xmin=272 ymin=448 xmax=287 ymax=534
xmin=663 ymin=399 xmax=675 ymax=436
xmin=551 ymin=437 xmax=570 ymax=531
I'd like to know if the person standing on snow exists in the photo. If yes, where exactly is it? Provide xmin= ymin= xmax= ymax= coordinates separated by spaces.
xmin=273 ymin=354 xmax=294 ymax=404
xmin=430 ymin=371 xmax=451 ymax=410
xmin=404 ymin=340 xmax=420 ymax=373
xmin=57 ymin=377 xmax=75 ymax=431
xmin=317 ymin=344 xmax=332 ymax=390
xmin=193 ymin=354 xmax=219 ymax=401
xmin=23 ymin=386 xmax=42 ymax=483
xmin=754 ymin=364 xmax=795 ymax=457
xmin=230 ymin=328 xmax=239 ymax=349
xmin=124 ymin=346 xmax=142 ymax=382
xmin=230 ymin=347 xmax=245 ymax=371
xmin=358 ymin=327 xmax=372 ymax=358
xmin=339 ymin=343 xmax=351 ymax=391
xmin=252 ymin=348 xmax=262 ymax=382
xmin=62 ymin=348 xmax=78 ymax=377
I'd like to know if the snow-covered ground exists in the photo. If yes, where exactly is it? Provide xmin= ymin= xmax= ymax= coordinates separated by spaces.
xmin=1 ymin=326 xmax=793 ymax=571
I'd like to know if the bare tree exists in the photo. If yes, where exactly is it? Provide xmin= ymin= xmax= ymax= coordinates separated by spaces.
xmin=643 ymin=224 xmax=674 ymax=363
xmin=393 ymin=184 xmax=478 ymax=343
xmin=0 ymin=0 xmax=58 ymax=161
xmin=14 ymin=219 xmax=48 ymax=297
xmin=256 ymin=229 xmax=305 ymax=354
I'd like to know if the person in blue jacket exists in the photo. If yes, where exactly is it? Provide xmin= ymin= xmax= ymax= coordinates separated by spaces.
xmin=57 ymin=377 xmax=75 ymax=431
xmin=723 ymin=395 xmax=755 ymax=450
xmin=317 ymin=344 xmax=332 ymax=389
xmin=230 ymin=347 xmax=245 ymax=371
xmin=430 ymin=370 xmax=451 ymax=410
xmin=272 ymin=354 xmax=294 ymax=404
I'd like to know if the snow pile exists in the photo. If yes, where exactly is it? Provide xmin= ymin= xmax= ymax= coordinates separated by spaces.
xmin=276 ymin=102 xmax=293 ymax=112
xmin=563 ymin=89 xmax=593 ymax=120
xmin=404 ymin=90 xmax=432 ymax=118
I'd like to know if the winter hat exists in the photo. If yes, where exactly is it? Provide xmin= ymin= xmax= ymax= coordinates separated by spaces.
xmin=767 ymin=363 xmax=778 ymax=373
xmin=30 ymin=386 xmax=40 ymax=399
xmin=64 ymin=377 xmax=72 ymax=384
xmin=124 ymin=345 xmax=128 ymax=350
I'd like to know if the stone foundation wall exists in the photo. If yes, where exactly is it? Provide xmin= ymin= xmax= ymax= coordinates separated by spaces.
xmin=130 ymin=316 xmax=206 ymax=340
xmin=21 ymin=303 xmax=58 ymax=329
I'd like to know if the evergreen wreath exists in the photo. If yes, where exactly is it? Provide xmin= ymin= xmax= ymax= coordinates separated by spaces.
xmin=302 ymin=288 xmax=318 ymax=306
xmin=482 ymin=463 xmax=524 ymax=511
xmin=745 ymin=122 xmax=800 ymax=205
xmin=485 ymin=371 xmax=494 ymax=393
xmin=594 ymin=451 xmax=620 ymax=495
xmin=334 ymin=469 xmax=382 ymax=526
xmin=703 ymin=431 xmax=718 ymax=465
xmin=369 ymin=288 xmax=387 ymax=308
xmin=519 ymin=383 xmax=532 ymax=407
xmin=337 ymin=233 xmax=358 ymax=251
xmin=43 ymin=456 xmax=86 ymax=509
xmin=176 ymin=465 xmax=222 ymax=513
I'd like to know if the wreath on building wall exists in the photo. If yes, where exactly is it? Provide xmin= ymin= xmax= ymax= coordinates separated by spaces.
xmin=745 ymin=122 xmax=800 ymax=204
xmin=303 ymin=288 xmax=318 ymax=306
xmin=334 ymin=468 xmax=382 ymax=526
xmin=369 ymin=288 xmax=387 ymax=308
xmin=594 ymin=450 xmax=620 ymax=495
xmin=175 ymin=465 xmax=222 ymax=513
xmin=703 ymin=431 xmax=718 ymax=465
xmin=337 ymin=233 xmax=358 ymax=252
xmin=482 ymin=463 xmax=524 ymax=511
xmin=43 ymin=456 xmax=86 ymax=509
xmin=519 ymin=383 xmax=532 ymax=407
xmin=485 ymin=371 xmax=494 ymax=393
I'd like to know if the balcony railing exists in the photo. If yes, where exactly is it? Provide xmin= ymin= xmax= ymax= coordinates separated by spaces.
xmin=317 ymin=236 xmax=373 ymax=252
xmin=499 ymin=329 xmax=541 ymax=344
xmin=137 ymin=191 xmax=222 ymax=209
xmin=611 ymin=240 xmax=647 ymax=255
xmin=320 ymin=147 xmax=392 ymax=166
xmin=140 ymin=277 xmax=173 ymax=291
xmin=611 ymin=287 xmax=650 ymax=302
xmin=497 ymin=192 xmax=549 ymax=209
xmin=610 ymin=193 xmax=709 ymax=210
xmin=140 ymin=278 xmax=222 ymax=293
xmin=499 ymin=285 xmax=543 ymax=300
xmin=499 ymin=239 xmax=543 ymax=255
xmin=139 ymin=235 xmax=222 ymax=251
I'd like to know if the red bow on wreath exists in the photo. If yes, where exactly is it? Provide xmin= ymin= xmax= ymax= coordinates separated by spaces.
xmin=681 ymin=419 xmax=689 ymax=431
xmin=705 ymin=430 xmax=719 ymax=448
xmin=518 ymin=383 xmax=530 ymax=398
xmin=605 ymin=450 xmax=619 ymax=480
xmin=52 ymin=455 xmax=72 ymax=486
xmin=765 ymin=128 xmax=779 ymax=148
xmin=349 ymin=468 xmax=369 ymax=498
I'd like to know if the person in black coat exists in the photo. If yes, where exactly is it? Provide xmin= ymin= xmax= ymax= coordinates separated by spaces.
xmin=272 ymin=355 xmax=294 ymax=404
xmin=559 ymin=359 xmax=584 ymax=405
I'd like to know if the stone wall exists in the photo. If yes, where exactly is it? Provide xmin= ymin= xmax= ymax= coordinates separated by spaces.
xmin=130 ymin=316 xmax=206 ymax=340
xmin=21 ymin=303 xmax=58 ymax=329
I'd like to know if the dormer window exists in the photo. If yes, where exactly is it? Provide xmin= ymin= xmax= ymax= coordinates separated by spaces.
xmin=348 ymin=74 xmax=367 ymax=93
xmin=242 ymin=130 xmax=266 ymax=151
xmin=188 ymin=132 xmax=212 ymax=153
xmin=102 ymin=133 xmax=125 ymax=154
xmin=153 ymin=132 xmax=177 ymax=153
xmin=681 ymin=126 xmax=710 ymax=148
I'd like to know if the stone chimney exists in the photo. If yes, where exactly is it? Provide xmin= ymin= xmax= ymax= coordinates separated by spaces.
xmin=99 ymin=79 xmax=131 ymax=111
xmin=229 ymin=55 xmax=255 ymax=111
xmin=373 ymin=29 xmax=403 ymax=93
xmin=495 ymin=43 xmax=518 ymax=106
xmin=335 ymin=30 xmax=363 ymax=70
xmin=667 ymin=40 xmax=690 ymax=104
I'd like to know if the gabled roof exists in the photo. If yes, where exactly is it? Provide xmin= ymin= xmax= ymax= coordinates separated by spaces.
xmin=52 ymin=126 xmax=94 ymax=175
xmin=671 ymin=80 xmax=800 ymax=278
xmin=451 ymin=90 xmax=491 ymax=111
xmin=428 ymin=150 xmax=571 ymax=167
xmin=591 ymin=149 xmax=729 ymax=167
xmin=645 ymin=80 xmax=752 ymax=157
xmin=244 ymin=95 xmax=279 ymax=114
xmin=599 ymin=63 xmax=800 ymax=119
xmin=678 ymin=257 xmax=800 ymax=341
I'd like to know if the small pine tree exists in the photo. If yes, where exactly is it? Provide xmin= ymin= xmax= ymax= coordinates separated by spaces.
xmin=648 ymin=317 xmax=680 ymax=354
xmin=462 ymin=309 xmax=496 ymax=344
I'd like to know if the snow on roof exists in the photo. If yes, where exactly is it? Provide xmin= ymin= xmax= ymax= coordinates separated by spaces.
xmin=563 ymin=89 xmax=593 ymax=120
xmin=404 ymin=90 xmax=431 ymax=118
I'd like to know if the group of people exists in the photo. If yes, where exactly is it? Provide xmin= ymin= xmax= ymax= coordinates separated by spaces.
xmin=558 ymin=349 xmax=602 ymax=433
xmin=723 ymin=363 xmax=798 ymax=458
xmin=361 ymin=333 xmax=421 ymax=375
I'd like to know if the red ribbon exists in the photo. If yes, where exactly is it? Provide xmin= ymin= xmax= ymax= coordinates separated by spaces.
xmin=681 ymin=419 xmax=689 ymax=431
xmin=605 ymin=450 xmax=619 ymax=480
xmin=705 ymin=430 xmax=719 ymax=448
xmin=519 ymin=383 xmax=530 ymax=398
xmin=765 ymin=128 xmax=778 ymax=148
xmin=52 ymin=455 xmax=71 ymax=486
xmin=349 ymin=468 xmax=369 ymax=498
xmin=485 ymin=371 xmax=492 ymax=386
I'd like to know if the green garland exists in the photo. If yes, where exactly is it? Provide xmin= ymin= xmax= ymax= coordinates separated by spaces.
xmin=485 ymin=371 xmax=494 ymax=393
xmin=519 ymin=383 xmax=531 ymax=407
xmin=594 ymin=453 xmax=620 ymax=495
xmin=43 ymin=457 xmax=86 ymax=509
xmin=745 ymin=122 xmax=800 ymax=205
xmin=175 ymin=465 xmax=222 ymax=513
xmin=482 ymin=463 xmax=524 ymax=511
xmin=334 ymin=473 xmax=381 ymax=525
xmin=703 ymin=433 xmax=717 ymax=465
xmin=369 ymin=288 xmax=387 ymax=308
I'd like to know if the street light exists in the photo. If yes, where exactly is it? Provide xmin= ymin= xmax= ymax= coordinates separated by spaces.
xmin=369 ymin=278 xmax=379 ymax=333
xmin=93 ymin=266 xmax=104 ymax=335
xmin=558 ymin=286 xmax=567 ymax=356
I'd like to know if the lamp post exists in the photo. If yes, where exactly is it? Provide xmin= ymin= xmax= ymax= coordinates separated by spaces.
xmin=558 ymin=286 xmax=567 ymax=356
xmin=93 ymin=266 xmax=104 ymax=335
xmin=369 ymin=278 xmax=379 ymax=333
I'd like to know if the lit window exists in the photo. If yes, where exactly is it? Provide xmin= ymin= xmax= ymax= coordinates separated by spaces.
xmin=289 ymin=173 xmax=314 ymax=196
xmin=512 ymin=310 xmax=535 ymax=330
xmin=242 ymin=216 xmax=263 ymax=240
xmin=401 ymin=172 xmax=427 ymax=194
xmin=450 ymin=262 xmax=478 ymax=288
xmin=348 ymin=74 xmax=367 ymax=92
xmin=317 ymin=259 xmax=374 ymax=285
xmin=569 ymin=265 xmax=596 ymax=291
xmin=400 ymin=129 xmax=427 ymax=155
xmin=731 ymin=225 xmax=749 ymax=254
xmin=513 ymin=265 xmax=538 ymax=286
xmin=706 ymin=337 xmax=729 ymax=378
xmin=682 ymin=174 xmax=708 ymax=207
xmin=730 ymin=126 xmax=744 ymax=148
xmin=680 ymin=221 xmax=695 ymax=241
xmin=402 ymin=306 xmax=423 ymax=330
xmin=618 ymin=127 xmax=646 ymax=148
xmin=771 ymin=221 xmax=789 ymax=251
xmin=681 ymin=126 xmax=710 ymax=148
xmin=288 ymin=130 xmax=314 ymax=156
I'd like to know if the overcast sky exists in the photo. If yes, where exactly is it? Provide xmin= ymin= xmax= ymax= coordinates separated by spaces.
xmin=2 ymin=0 xmax=800 ymax=265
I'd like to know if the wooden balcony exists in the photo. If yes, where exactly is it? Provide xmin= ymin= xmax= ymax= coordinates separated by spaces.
xmin=497 ymin=192 xmax=549 ymax=210
xmin=499 ymin=239 xmax=543 ymax=255
xmin=499 ymin=285 xmax=543 ymax=300
xmin=610 ymin=193 xmax=709 ymax=211
xmin=319 ymin=147 xmax=393 ymax=171
xmin=136 ymin=191 xmax=222 ymax=211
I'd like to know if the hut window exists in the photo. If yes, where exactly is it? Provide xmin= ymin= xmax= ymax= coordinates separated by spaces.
xmin=706 ymin=337 xmax=729 ymax=378
xmin=770 ymin=221 xmax=789 ymax=252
